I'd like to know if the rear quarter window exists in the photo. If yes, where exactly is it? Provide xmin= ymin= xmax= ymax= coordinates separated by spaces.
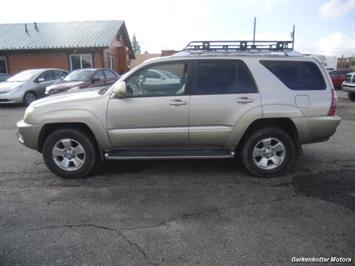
xmin=260 ymin=60 xmax=326 ymax=90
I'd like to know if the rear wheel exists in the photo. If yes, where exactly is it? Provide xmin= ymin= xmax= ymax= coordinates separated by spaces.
xmin=348 ymin=93 xmax=355 ymax=101
xmin=42 ymin=128 xmax=97 ymax=178
xmin=241 ymin=127 xmax=296 ymax=177
xmin=23 ymin=91 xmax=37 ymax=106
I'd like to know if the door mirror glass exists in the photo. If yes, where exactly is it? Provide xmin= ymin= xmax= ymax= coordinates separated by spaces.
xmin=113 ymin=81 xmax=126 ymax=98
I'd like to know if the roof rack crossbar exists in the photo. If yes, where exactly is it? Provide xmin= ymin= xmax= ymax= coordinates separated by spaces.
xmin=184 ymin=40 xmax=294 ymax=52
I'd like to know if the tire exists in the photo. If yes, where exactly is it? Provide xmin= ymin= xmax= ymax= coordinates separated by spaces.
xmin=348 ymin=93 xmax=355 ymax=101
xmin=23 ymin=91 xmax=37 ymax=106
xmin=241 ymin=127 xmax=296 ymax=178
xmin=42 ymin=128 xmax=97 ymax=178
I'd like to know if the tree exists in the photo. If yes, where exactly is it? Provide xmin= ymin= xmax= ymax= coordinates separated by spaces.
xmin=132 ymin=34 xmax=141 ymax=55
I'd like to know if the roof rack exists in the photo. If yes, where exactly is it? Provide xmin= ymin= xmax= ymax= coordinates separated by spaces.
xmin=184 ymin=40 xmax=294 ymax=52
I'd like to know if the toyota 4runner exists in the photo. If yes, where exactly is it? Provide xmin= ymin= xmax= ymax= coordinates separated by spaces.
xmin=17 ymin=40 xmax=341 ymax=178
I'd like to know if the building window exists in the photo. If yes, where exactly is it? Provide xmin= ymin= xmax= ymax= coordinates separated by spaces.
xmin=0 ymin=56 xmax=8 ymax=73
xmin=109 ymin=55 xmax=116 ymax=71
xmin=70 ymin=54 xmax=93 ymax=71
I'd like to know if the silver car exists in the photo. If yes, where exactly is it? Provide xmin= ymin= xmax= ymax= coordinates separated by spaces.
xmin=0 ymin=69 xmax=68 ymax=105
xmin=17 ymin=40 xmax=341 ymax=178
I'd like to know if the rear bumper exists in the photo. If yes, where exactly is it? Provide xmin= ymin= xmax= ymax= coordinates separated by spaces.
xmin=16 ymin=120 xmax=42 ymax=151
xmin=304 ymin=116 xmax=341 ymax=144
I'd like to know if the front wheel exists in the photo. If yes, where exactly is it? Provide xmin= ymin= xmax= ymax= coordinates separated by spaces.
xmin=23 ymin=91 xmax=37 ymax=106
xmin=42 ymin=129 xmax=97 ymax=178
xmin=241 ymin=127 xmax=296 ymax=177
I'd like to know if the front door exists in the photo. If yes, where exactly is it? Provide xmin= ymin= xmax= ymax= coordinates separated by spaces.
xmin=107 ymin=62 xmax=189 ymax=147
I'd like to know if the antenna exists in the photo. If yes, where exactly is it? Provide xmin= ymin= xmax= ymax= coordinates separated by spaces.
xmin=25 ymin=24 xmax=28 ymax=33
xmin=253 ymin=17 xmax=256 ymax=47
xmin=291 ymin=25 xmax=295 ymax=49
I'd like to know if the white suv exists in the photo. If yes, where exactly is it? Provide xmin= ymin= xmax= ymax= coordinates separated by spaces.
xmin=17 ymin=41 xmax=341 ymax=178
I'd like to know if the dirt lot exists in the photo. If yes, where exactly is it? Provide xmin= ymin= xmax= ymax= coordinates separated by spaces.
xmin=0 ymin=91 xmax=354 ymax=265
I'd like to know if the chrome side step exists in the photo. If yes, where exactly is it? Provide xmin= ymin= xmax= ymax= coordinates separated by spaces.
xmin=104 ymin=149 xmax=235 ymax=160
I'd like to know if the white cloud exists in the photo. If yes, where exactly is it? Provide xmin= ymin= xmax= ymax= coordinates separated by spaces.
xmin=293 ymin=33 xmax=355 ymax=56
xmin=318 ymin=32 xmax=355 ymax=56
xmin=319 ymin=0 xmax=355 ymax=19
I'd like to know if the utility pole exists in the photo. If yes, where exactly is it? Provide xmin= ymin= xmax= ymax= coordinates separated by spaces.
xmin=253 ymin=17 xmax=256 ymax=45
xmin=291 ymin=25 xmax=295 ymax=49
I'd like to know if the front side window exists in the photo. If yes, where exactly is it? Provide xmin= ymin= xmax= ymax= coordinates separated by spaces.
xmin=125 ymin=62 xmax=187 ymax=97
xmin=260 ymin=60 xmax=326 ymax=90
xmin=93 ymin=70 xmax=105 ymax=81
xmin=37 ymin=71 xmax=54 ymax=82
xmin=191 ymin=60 xmax=257 ymax=95
xmin=53 ymin=70 xmax=67 ymax=80
xmin=105 ymin=70 xmax=117 ymax=80
xmin=0 ymin=56 xmax=8 ymax=73
xmin=70 ymin=54 xmax=93 ymax=70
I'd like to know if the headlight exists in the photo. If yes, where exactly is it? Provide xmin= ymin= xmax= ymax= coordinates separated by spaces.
xmin=24 ymin=105 xmax=35 ymax=121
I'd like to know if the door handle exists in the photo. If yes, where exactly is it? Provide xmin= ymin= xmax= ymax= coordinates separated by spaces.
xmin=236 ymin=97 xmax=254 ymax=104
xmin=169 ymin=99 xmax=187 ymax=106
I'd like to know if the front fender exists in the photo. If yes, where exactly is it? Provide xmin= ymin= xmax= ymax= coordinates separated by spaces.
xmin=32 ymin=108 xmax=111 ymax=150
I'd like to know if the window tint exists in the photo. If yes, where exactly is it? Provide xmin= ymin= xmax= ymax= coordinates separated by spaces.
xmin=93 ymin=71 xmax=105 ymax=81
xmin=53 ymin=70 xmax=67 ymax=79
xmin=104 ymin=70 xmax=117 ymax=80
xmin=38 ymin=71 xmax=54 ymax=81
xmin=125 ymin=63 xmax=187 ymax=97
xmin=260 ymin=60 xmax=326 ymax=90
xmin=192 ymin=60 xmax=257 ymax=95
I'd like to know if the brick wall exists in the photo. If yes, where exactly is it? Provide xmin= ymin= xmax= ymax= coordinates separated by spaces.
xmin=8 ymin=52 xmax=69 ymax=74
xmin=7 ymin=50 xmax=104 ymax=74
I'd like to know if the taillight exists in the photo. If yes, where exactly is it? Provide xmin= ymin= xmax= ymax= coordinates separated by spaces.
xmin=328 ymin=89 xmax=337 ymax=116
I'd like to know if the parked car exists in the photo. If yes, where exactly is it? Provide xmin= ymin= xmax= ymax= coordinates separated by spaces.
xmin=341 ymin=72 xmax=355 ymax=101
xmin=0 ymin=69 xmax=68 ymax=105
xmin=17 ymin=40 xmax=341 ymax=179
xmin=0 ymin=73 xmax=11 ymax=82
xmin=45 ymin=68 xmax=119 ymax=95
xmin=329 ymin=69 xmax=352 ymax=89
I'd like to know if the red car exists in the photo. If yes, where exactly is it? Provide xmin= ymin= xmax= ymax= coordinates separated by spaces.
xmin=45 ymin=68 xmax=119 ymax=95
xmin=329 ymin=69 xmax=352 ymax=89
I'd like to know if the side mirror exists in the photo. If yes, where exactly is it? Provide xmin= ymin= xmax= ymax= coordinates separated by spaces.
xmin=113 ymin=82 xmax=126 ymax=98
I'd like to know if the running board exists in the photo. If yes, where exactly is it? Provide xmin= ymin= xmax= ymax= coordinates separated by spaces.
xmin=104 ymin=149 xmax=235 ymax=160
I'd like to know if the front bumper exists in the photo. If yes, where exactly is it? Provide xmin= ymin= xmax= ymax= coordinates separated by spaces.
xmin=0 ymin=91 xmax=23 ymax=104
xmin=16 ymin=120 xmax=42 ymax=151
xmin=342 ymin=83 xmax=355 ymax=93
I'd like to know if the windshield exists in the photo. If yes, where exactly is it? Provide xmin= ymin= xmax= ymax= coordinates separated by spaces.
xmin=64 ymin=69 xmax=95 ymax=81
xmin=7 ymin=69 xmax=43 ymax=82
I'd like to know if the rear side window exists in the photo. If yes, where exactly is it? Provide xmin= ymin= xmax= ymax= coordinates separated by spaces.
xmin=260 ymin=60 xmax=326 ymax=90
xmin=191 ymin=60 xmax=257 ymax=95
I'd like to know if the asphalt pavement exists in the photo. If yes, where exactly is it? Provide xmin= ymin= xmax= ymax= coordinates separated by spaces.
xmin=0 ymin=91 xmax=354 ymax=265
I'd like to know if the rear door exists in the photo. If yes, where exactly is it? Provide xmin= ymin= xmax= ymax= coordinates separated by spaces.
xmin=189 ymin=60 xmax=261 ymax=147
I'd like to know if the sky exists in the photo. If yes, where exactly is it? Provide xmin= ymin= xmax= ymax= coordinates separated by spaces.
xmin=1 ymin=0 xmax=355 ymax=56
